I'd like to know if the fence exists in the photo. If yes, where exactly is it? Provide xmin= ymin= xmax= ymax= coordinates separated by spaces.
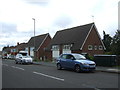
xmin=94 ymin=55 xmax=118 ymax=67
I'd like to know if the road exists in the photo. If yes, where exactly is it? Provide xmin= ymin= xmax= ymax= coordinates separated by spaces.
xmin=2 ymin=59 xmax=119 ymax=89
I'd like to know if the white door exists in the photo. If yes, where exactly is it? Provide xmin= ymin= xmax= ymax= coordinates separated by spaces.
xmin=52 ymin=50 xmax=60 ymax=58
xmin=30 ymin=47 xmax=34 ymax=57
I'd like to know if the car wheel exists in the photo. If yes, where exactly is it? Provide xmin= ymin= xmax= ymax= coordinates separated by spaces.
xmin=57 ymin=63 xmax=62 ymax=70
xmin=15 ymin=61 xmax=18 ymax=64
xmin=74 ymin=65 xmax=81 ymax=73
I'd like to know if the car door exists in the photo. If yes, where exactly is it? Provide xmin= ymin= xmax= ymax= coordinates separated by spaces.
xmin=60 ymin=54 xmax=67 ymax=68
xmin=65 ymin=55 xmax=75 ymax=69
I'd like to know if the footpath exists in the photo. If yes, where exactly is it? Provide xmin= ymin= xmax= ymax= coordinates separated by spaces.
xmin=33 ymin=61 xmax=120 ymax=74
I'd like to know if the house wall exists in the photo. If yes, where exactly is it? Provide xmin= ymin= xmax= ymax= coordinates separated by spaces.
xmin=45 ymin=51 xmax=52 ymax=60
xmin=82 ymin=26 xmax=104 ymax=56
xmin=37 ymin=35 xmax=51 ymax=61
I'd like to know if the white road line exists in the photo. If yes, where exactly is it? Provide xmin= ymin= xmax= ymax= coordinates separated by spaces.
xmin=33 ymin=71 xmax=64 ymax=81
xmin=3 ymin=64 xmax=8 ymax=66
xmin=15 ymin=67 xmax=25 ymax=71
xmin=11 ymin=66 xmax=24 ymax=71
xmin=11 ymin=66 xmax=16 ymax=68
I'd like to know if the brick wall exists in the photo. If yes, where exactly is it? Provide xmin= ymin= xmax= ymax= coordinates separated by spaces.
xmin=82 ymin=26 xmax=104 ymax=56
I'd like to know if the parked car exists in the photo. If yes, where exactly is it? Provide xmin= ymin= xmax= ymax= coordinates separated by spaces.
xmin=56 ymin=53 xmax=96 ymax=72
xmin=15 ymin=51 xmax=33 ymax=64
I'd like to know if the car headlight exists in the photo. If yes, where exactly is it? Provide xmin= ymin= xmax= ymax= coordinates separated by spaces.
xmin=81 ymin=63 xmax=89 ymax=66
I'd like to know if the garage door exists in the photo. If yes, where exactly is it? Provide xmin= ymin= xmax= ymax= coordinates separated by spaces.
xmin=52 ymin=50 xmax=60 ymax=58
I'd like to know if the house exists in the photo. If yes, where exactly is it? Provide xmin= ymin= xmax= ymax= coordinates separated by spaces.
xmin=10 ymin=43 xmax=27 ymax=58
xmin=46 ymin=23 xmax=106 ymax=60
xmin=16 ymin=42 xmax=27 ymax=52
xmin=2 ymin=43 xmax=27 ymax=59
xmin=25 ymin=33 xmax=51 ymax=60
xmin=2 ymin=46 xmax=12 ymax=59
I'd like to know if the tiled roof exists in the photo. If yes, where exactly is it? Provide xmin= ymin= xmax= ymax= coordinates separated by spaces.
xmin=27 ymin=33 xmax=49 ymax=51
xmin=47 ymin=23 xmax=94 ymax=50
xmin=16 ymin=43 xmax=27 ymax=50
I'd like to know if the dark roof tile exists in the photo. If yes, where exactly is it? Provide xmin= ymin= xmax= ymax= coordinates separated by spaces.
xmin=27 ymin=33 xmax=49 ymax=51
xmin=47 ymin=23 xmax=94 ymax=50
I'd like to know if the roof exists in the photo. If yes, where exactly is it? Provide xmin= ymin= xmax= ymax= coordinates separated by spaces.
xmin=47 ymin=23 xmax=94 ymax=51
xmin=16 ymin=43 xmax=27 ymax=50
xmin=2 ymin=46 xmax=11 ymax=52
xmin=27 ymin=33 xmax=50 ymax=51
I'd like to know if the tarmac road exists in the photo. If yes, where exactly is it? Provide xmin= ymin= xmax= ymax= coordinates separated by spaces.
xmin=2 ymin=59 xmax=119 ymax=89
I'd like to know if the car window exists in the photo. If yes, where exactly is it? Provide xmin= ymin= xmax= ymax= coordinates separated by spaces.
xmin=72 ymin=54 xmax=86 ymax=60
xmin=61 ymin=55 xmax=67 ymax=59
xmin=66 ymin=55 xmax=74 ymax=59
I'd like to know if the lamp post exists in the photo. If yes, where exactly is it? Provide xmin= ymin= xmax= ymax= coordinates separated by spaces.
xmin=92 ymin=15 xmax=94 ymax=22
xmin=32 ymin=18 xmax=35 ymax=59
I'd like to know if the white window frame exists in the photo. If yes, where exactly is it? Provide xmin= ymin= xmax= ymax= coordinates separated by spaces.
xmin=88 ymin=45 xmax=93 ymax=50
xmin=99 ymin=45 xmax=103 ymax=50
xmin=52 ymin=45 xmax=59 ymax=50
xmin=63 ymin=45 xmax=71 ymax=50
xmin=94 ymin=45 xmax=97 ymax=50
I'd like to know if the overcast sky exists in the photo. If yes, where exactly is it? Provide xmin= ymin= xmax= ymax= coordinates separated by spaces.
xmin=0 ymin=0 xmax=119 ymax=51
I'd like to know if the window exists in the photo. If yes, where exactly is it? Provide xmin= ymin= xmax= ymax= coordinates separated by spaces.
xmin=61 ymin=55 xmax=67 ymax=59
xmin=66 ymin=55 xmax=74 ymax=60
xmin=99 ymin=45 xmax=103 ymax=50
xmin=94 ymin=46 xmax=97 ymax=50
xmin=25 ymin=47 xmax=28 ymax=51
xmin=63 ymin=45 xmax=71 ymax=50
xmin=52 ymin=45 xmax=59 ymax=50
xmin=88 ymin=45 xmax=93 ymax=50
xmin=30 ymin=47 xmax=34 ymax=51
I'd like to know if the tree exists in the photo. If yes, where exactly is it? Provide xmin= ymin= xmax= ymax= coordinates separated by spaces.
xmin=102 ymin=31 xmax=112 ymax=52
xmin=111 ymin=30 xmax=120 ymax=55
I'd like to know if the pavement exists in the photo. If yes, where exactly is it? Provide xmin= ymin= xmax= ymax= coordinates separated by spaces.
xmin=33 ymin=61 xmax=120 ymax=74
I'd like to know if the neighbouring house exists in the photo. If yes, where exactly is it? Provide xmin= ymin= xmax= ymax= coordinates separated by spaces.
xmin=16 ymin=42 xmax=27 ymax=52
xmin=2 ymin=43 xmax=27 ymax=59
xmin=46 ymin=23 xmax=106 ymax=60
xmin=10 ymin=43 xmax=27 ymax=58
xmin=25 ymin=33 xmax=51 ymax=60
xmin=2 ymin=46 xmax=11 ymax=58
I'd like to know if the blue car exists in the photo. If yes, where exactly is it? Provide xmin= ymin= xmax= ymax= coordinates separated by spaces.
xmin=56 ymin=53 xmax=96 ymax=72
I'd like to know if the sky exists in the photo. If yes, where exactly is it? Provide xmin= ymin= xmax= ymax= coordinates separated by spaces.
xmin=0 ymin=0 xmax=119 ymax=51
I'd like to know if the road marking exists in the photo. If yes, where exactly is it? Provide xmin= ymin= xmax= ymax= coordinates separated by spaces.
xmin=11 ymin=66 xmax=24 ymax=71
xmin=33 ymin=71 xmax=64 ymax=81
xmin=15 ymin=67 xmax=25 ymax=71
xmin=2 ymin=64 xmax=8 ymax=66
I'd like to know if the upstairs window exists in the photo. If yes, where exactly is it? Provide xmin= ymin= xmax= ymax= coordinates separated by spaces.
xmin=52 ymin=45 xmax=59 ymax=50
xmin=88 ymin=45 xmax=93 ymax=50
xmin=99 ymin=45 xmax=103 ymax=50
xmin=63 ymin=45 xmax=71 ymax=50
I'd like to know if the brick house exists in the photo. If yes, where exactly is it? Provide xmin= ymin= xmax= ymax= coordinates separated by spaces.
xmin=46 ymin=23 xmax=106 ymax=60
xmin=2 ymin=43 xmax=27 ymax=59
xmin=25 ymin=33 xmax=51 ymax=60
xmin=2 ymin=46 xmax=11 ymax=58
xmin=10 ymin=43 xmax=27 ymax=58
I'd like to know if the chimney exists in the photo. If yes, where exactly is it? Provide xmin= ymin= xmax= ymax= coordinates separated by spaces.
xmin=17 ymin=42 xmax=19 ymax=45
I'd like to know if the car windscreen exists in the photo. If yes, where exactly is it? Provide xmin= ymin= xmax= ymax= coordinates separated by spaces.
xmin=20 ymin=53 xmax=27 ymax=56
xmin=72 ymin=54 xmax=86 ymax=60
